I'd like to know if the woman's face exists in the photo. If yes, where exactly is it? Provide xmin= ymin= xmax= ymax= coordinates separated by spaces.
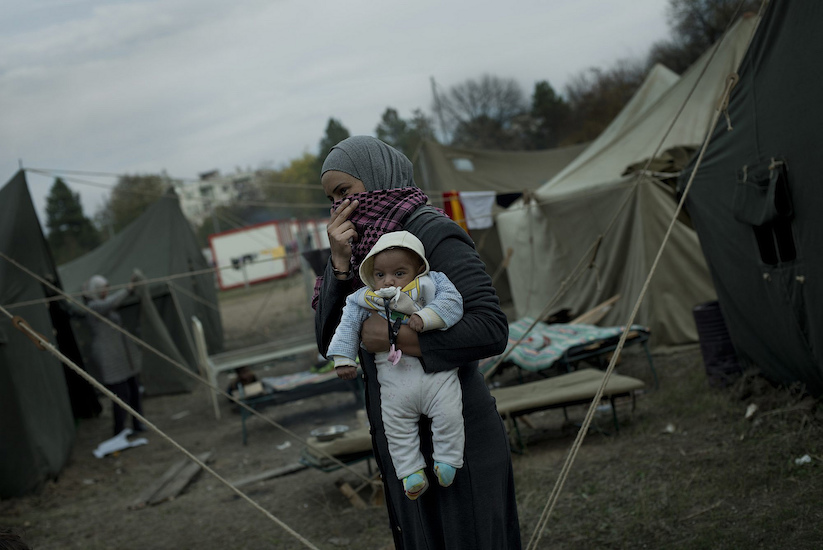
xmin=321 ymin=170 xmax=367 ymax=202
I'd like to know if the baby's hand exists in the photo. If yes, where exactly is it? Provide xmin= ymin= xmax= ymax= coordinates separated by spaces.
xmin=335 ymin=365 xmax=358 ymax=380
xmin=408 ymin=314 xmax=424 ymax=332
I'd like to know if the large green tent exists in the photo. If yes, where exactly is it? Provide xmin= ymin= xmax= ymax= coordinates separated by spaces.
xmin=58 ymin=190 xmax=224 ymax=395
xmin=0 ymin=171 xmax=76 ymax=498
xmin=682 ymin=0 xmax=823 ymax=394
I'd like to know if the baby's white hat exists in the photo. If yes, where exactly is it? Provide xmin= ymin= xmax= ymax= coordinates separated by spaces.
xmin=358 ymin=231 xmax=430 ymax=288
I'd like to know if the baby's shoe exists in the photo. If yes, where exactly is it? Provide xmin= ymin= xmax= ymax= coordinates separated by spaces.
xmin=433 ymin=461 xmax=457 ymax=487
xmin=402 ymin=470 xmax=428 ymax=500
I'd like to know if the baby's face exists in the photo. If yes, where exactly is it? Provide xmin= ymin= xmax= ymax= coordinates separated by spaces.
xmin=371 ymin=249 xmax=424 ymax=289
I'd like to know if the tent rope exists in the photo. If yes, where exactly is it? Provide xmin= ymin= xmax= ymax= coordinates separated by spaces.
xmin=25 ymin=169 xmax=330 ymax=210
xmin=166 ymin=280 xmax=221 ymax=312
xmin=0 ymin=302 xmax=320 ymax=550
xmin=527 ymin=83 xmax=732 ymax=550
xmin=483 ymin=235 xmax=602 ymax=380
xmin=3 ymin=255 xmax=288 ymax=310
xmin=25 ymin=167 xmax=325 ymax=189
xmin=525 ymin=6 xmax=765 ymax=547
xmin=0 ymin=251 xmax=377 ymax=486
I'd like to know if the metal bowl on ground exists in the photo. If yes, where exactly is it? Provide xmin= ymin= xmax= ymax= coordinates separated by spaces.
xmin=310 ymin=425 xmax=349 ymax=442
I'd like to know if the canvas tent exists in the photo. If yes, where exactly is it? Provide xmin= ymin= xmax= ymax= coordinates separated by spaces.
xmin=414 ymin=140 xmax=588 ymax=303
xmin=59 ymin=190 xmax=224 ymax=395
xmin=0 ymin=171 xmax=79 ymax=498
xmin=682 ymin=0 xmax=823 ymax=394
xmin=496 ymin=15 xmax=760 ymax=347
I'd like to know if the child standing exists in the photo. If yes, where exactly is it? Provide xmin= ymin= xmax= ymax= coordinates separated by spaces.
xmin=327 ymin=231 xmax=464 ymax=500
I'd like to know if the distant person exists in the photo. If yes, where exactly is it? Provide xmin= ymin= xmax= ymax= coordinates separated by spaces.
xmin=85 ymin=273 xmax=146 ymax=436
xmin=327 ymin=230 xmax=464 ymax=500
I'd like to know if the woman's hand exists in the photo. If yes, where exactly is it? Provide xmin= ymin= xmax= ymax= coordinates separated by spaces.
xmin=361 ymin=314 xmax=422 ymax=357
xmin=327 ymin=198 xmax=359 ymax=277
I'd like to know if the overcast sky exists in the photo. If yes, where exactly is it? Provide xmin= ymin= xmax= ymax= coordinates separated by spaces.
xmin=1 ymin=0 xmax=671 ymax=224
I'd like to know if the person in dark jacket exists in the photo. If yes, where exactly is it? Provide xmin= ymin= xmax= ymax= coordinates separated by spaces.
xmin=314 ymin=136 xmax=521 ymax=549
xmin=85 ymin=274 xmax=145 ymax=436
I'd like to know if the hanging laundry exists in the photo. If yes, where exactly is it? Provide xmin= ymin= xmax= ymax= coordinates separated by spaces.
xmin=459 ymin=191 xmax=496 ymax=230
xmin=442 ymin=190 xmax=469 ymax=233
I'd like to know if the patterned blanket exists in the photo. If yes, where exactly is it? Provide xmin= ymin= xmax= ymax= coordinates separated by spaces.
xmin=481 ymin=318 xmax=649 ymax=372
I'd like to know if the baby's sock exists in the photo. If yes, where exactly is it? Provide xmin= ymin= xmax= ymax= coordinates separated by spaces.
xmin=433 ymin=461 xmax=457 ymax=487
xmin=402 ymin=469 xmax=428 ymax=500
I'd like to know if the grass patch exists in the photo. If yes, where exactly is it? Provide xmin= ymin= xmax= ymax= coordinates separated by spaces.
xmin=511 ymin=349 xmax=823 ymax=549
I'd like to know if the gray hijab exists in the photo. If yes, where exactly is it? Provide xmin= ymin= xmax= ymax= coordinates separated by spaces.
xmin=321 ymin=135 xmax=415 ymax=191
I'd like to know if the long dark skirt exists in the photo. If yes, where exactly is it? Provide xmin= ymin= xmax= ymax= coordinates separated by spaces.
xmin=365 ymin=360 xmax=521 ymax=550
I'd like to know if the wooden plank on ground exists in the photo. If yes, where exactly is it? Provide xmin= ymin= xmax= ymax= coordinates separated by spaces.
xmin=229 ymin=463 xmax=308 ymax=489
xmin=145 ymin=451 xmax=214 ymax=506
xmin=336 ymin=479 xmax=367 ymax=509
xmin=130 ymin=457 xmax=190 ymax=509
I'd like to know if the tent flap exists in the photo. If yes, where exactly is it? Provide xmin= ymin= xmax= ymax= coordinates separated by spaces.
xmin=0 ymin=171 xmax=75 ymax=498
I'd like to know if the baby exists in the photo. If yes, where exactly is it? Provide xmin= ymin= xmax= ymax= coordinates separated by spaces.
xmin=327 ymin=231 xmax=464 ymax=500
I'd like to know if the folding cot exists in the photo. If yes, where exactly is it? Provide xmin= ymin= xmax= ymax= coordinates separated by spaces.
xmin=298 ymin=367 xmax=645 ymax=461
xmin=192 ymin=316 xmax=362 ymax=445
xmin=491 ymin=367 xmax=645 ymax=449
xmin=482 ymin=318 xmax=658 ymax=389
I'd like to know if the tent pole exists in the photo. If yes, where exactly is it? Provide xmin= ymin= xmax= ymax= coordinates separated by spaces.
xmin=167 ymin=282 xmax=200 ymax=378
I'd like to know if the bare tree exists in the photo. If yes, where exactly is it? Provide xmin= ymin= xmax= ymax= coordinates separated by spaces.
xmin=648 ymin=0 xmax=761 ymax=73
xmin=433 ymin=74 xmax=529 ymax=150
xmin=562 ymin=59 xmax=646 ymax=145
xmin=95 ymin=173 xmax=170 ymax=236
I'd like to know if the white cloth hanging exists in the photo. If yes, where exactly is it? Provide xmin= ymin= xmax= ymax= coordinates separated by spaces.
xmin=459 ymin=191 xmax=496 ymax=230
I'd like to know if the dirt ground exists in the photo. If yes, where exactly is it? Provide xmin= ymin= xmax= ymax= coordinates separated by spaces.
xmin=3 ymin=274 xmax=823 ymax=549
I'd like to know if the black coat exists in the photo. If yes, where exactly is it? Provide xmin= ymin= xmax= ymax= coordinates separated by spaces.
xmin=316 ymin=209 xmax=521 ymax=549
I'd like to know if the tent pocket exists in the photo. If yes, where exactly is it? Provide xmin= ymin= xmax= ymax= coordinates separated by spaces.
xmin=733 ymin=158 xmax=792 ymax=226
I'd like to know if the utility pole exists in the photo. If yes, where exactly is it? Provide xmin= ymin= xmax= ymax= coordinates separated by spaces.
xmin=430 ymin=76 xmax=449 ymax=143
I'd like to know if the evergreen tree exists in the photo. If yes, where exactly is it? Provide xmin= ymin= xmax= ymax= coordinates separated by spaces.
xmin=45 ymin=178 xmax=101 ymax=265
xmin=529 ymin=81 xmax=570 ymax=149
xmin=316 ymin=118 xmax=351 ymax=174
xmin=376 ymin=108 xmax=410 ymax=153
